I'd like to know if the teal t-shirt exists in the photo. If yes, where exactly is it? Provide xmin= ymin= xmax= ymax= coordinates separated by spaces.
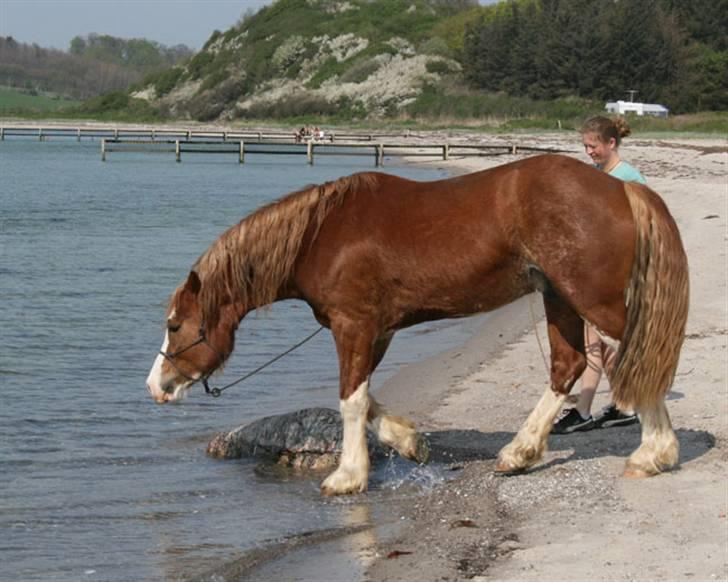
xmin=608 ymin=161 xmax=646 ymax=184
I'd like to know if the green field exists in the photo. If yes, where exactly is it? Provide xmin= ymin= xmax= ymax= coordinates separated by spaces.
xmin=0 ymin=87 xmax=79 ymax=114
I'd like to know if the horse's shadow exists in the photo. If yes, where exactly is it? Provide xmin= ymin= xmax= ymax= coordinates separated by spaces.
xmin=424 ymin=426 xmax=716 ymax=470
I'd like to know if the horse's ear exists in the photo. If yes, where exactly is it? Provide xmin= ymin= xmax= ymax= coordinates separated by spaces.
xmin=184 ymin=270 xmax=201 ymax=295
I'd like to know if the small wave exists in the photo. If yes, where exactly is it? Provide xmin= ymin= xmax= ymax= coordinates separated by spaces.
xmin=373 ymin=455 xmax=448 ymax=492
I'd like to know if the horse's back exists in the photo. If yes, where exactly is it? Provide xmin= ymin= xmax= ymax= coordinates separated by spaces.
xmin=297 ymin=155 xmax=637 ymax=332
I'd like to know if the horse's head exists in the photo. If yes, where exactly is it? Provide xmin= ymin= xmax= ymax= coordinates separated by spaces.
xmin=146 ymin=270 xmax=237 ymax=404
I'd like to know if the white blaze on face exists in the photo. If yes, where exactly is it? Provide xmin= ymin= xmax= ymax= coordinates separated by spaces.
xmin=145 ymin=331 xmax=195 ymax=404
xmin=146 ymin=331 xmax=171 ymax=403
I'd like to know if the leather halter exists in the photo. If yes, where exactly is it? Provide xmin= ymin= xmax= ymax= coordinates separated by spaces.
xmin=158 ymin=326 xmax=226 ymax=397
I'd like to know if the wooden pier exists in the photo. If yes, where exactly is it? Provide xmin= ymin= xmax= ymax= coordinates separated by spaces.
xmin=1 ymin=124 xmax=570 ymax=166
xmin=0 ymin=125 xmax=411 ymax=143
xmin=99 ymin=138 xmax=553 ymax=165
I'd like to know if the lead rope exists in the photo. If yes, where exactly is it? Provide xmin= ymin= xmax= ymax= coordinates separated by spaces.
xmin=204 ymin=326 xmax=325 ymax=397
xmin=528 ymin=294 xmax=550 ymax=376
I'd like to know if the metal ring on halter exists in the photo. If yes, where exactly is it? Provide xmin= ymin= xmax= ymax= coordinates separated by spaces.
xmin=202 ymin=377 xmax=221 ymax=398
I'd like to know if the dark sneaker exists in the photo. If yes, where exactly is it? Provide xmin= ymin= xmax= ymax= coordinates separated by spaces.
xmin=594 ymin=404 xmax=639 ymax=429
xmin=552 ymin=408 xmax=595 ymax=434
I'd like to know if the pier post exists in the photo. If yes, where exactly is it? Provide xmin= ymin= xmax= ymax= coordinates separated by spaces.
xmin=239 ymin=141 xmax=244 ymax=164
xmin=376 ymin=144 xmax=384 ymax=166
xmin=0 ymin=127 xmax=4 ymax=141
xmin=101 ymin=139 xmax=106 ymax=161
xmin=511 ymin=144 xmax=517 ymax=154
xmin=307 ymin=141 xmax=314 ymax=164
xmin=114 ymin=128 xmax=118 ymax=139
xmin=151 ymin=129 xmax=156 ymax=141
xmin=187 ymin=130 xmax=191 ymax=140
xmin=175 ymin=140 xmax=181 ymax=162
xmin=223 ymin=131 xmax=228 ymax=142
xmin=38 ymin=128 xmax=43 ymax=141
xmin=257 ymin=132 xmax=262 ymax=142
xmin=77 ymin=128 xmax=81 ymax=142
xmin=443 ymin=144 xmax=449 ymax=161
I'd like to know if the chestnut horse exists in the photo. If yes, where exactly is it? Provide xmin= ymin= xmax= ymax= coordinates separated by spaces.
xmin=146 ymin=154 xmax=689 ymax=495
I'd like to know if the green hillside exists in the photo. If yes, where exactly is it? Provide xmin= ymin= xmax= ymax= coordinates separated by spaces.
xmin=126 ymin=0 xmax=477 ymax=121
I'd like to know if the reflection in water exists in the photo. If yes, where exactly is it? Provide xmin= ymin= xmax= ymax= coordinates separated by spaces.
xmin=340 ymin=503 xmax=378 ymax=572
xmin=206 ymin=457 xmax=452 ymax=580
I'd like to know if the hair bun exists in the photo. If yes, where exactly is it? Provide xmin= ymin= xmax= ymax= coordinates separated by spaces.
xmin=613 ymin=116 xmax=632 ymax=139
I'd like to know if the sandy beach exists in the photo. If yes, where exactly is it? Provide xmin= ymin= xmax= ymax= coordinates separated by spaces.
xmin=359 ymin=132 xmax=727 ymax=581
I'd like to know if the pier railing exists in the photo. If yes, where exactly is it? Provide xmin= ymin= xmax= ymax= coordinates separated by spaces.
xmin=1 ymin=124 xmax=571 ymax=166
xmin=99 ymin=138 xmax=554 ymax=165
xmin=0 ymin=125 xmax=420 ymax=142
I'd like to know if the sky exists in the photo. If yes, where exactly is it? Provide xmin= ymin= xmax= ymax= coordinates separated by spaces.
xmin=1 ymin=0 xmax=497 ymax=52
xmin=1 ymin=0 xmax=272 ymax=51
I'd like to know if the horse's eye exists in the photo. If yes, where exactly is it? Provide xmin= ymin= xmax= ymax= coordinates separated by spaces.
xmin=167 ymin=322 xmax=181 ymax=333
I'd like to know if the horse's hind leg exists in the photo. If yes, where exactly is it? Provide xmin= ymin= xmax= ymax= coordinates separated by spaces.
xmin=496 ymin=292 xmax=586 ymax=472
xmin=624 ymin=399 xmax=679 ymax=477
xmin=367 ymin=333 xmax=429 ymax=464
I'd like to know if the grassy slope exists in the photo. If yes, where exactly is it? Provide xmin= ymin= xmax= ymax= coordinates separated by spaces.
xmin=0 ymin=87 xmax=79 ymax=113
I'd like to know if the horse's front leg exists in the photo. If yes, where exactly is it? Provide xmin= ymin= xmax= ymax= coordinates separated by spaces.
xmin=496 ymin=292 xmax=586 ymax=472
xmin=321 ymin=318 xmax=377 ymax=496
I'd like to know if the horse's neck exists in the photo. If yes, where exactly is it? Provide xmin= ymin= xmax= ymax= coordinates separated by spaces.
xmin=204 ymin=183 xmax=335 ymax=315
xmin=232 ymin=221 xmax=302 ymax=310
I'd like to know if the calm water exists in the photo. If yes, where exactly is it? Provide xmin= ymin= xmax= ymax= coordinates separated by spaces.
xmin=0 ymin=138 xmax=480 ymax=580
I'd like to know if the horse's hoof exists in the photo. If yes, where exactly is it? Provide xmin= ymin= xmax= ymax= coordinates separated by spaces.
xmin=623 ymin=466 xmax=652 ymax=479
xmin=320 ymin=484 xmax=339 ymax=497
xmin=494 ymin=459 xmax=509 ymax=473
xmin=320 ymin=467 xmax=368 ymax=496
xmin=414 ymin=434 xmax=430 ymax=465
xmin=320 ymin=483 xmax=366 ymax=496
xmin=494 ymin=458 xmax=522 ymax=474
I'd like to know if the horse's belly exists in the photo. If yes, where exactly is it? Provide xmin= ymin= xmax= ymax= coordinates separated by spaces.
xmin=390 ymin=260 xmax=530 ymax=329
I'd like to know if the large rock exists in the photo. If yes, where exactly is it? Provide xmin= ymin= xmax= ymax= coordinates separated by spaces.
xmin=206 ymin=407 xmax=388 ymax=470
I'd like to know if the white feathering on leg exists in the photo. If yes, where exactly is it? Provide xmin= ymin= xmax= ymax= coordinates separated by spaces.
xmin=321 ymin=381 xmax=370 ymax=495
xmin=496 ymin=388 xmax=566 ymax=472
xmin=368 ymin=396 xmax=427 ymax=463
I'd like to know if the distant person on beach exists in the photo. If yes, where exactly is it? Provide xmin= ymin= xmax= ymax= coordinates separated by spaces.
xmin=552 ymin=116 xmax=645 ymax=434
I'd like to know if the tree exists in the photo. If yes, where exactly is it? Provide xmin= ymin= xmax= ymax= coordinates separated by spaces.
xmin=460 ymin=0 xmax=718 ymax=112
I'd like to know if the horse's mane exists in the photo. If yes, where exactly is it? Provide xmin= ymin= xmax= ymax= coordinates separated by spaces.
xmin=190 ymin=172 xmax=379 ymax=328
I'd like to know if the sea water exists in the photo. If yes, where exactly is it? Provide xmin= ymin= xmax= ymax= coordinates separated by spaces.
xmin=0 ymin=138 xmax=479 ymax=580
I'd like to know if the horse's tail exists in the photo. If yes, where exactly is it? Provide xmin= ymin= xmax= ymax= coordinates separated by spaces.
xmin=610 ymin=182 xmax=689 ymax=411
